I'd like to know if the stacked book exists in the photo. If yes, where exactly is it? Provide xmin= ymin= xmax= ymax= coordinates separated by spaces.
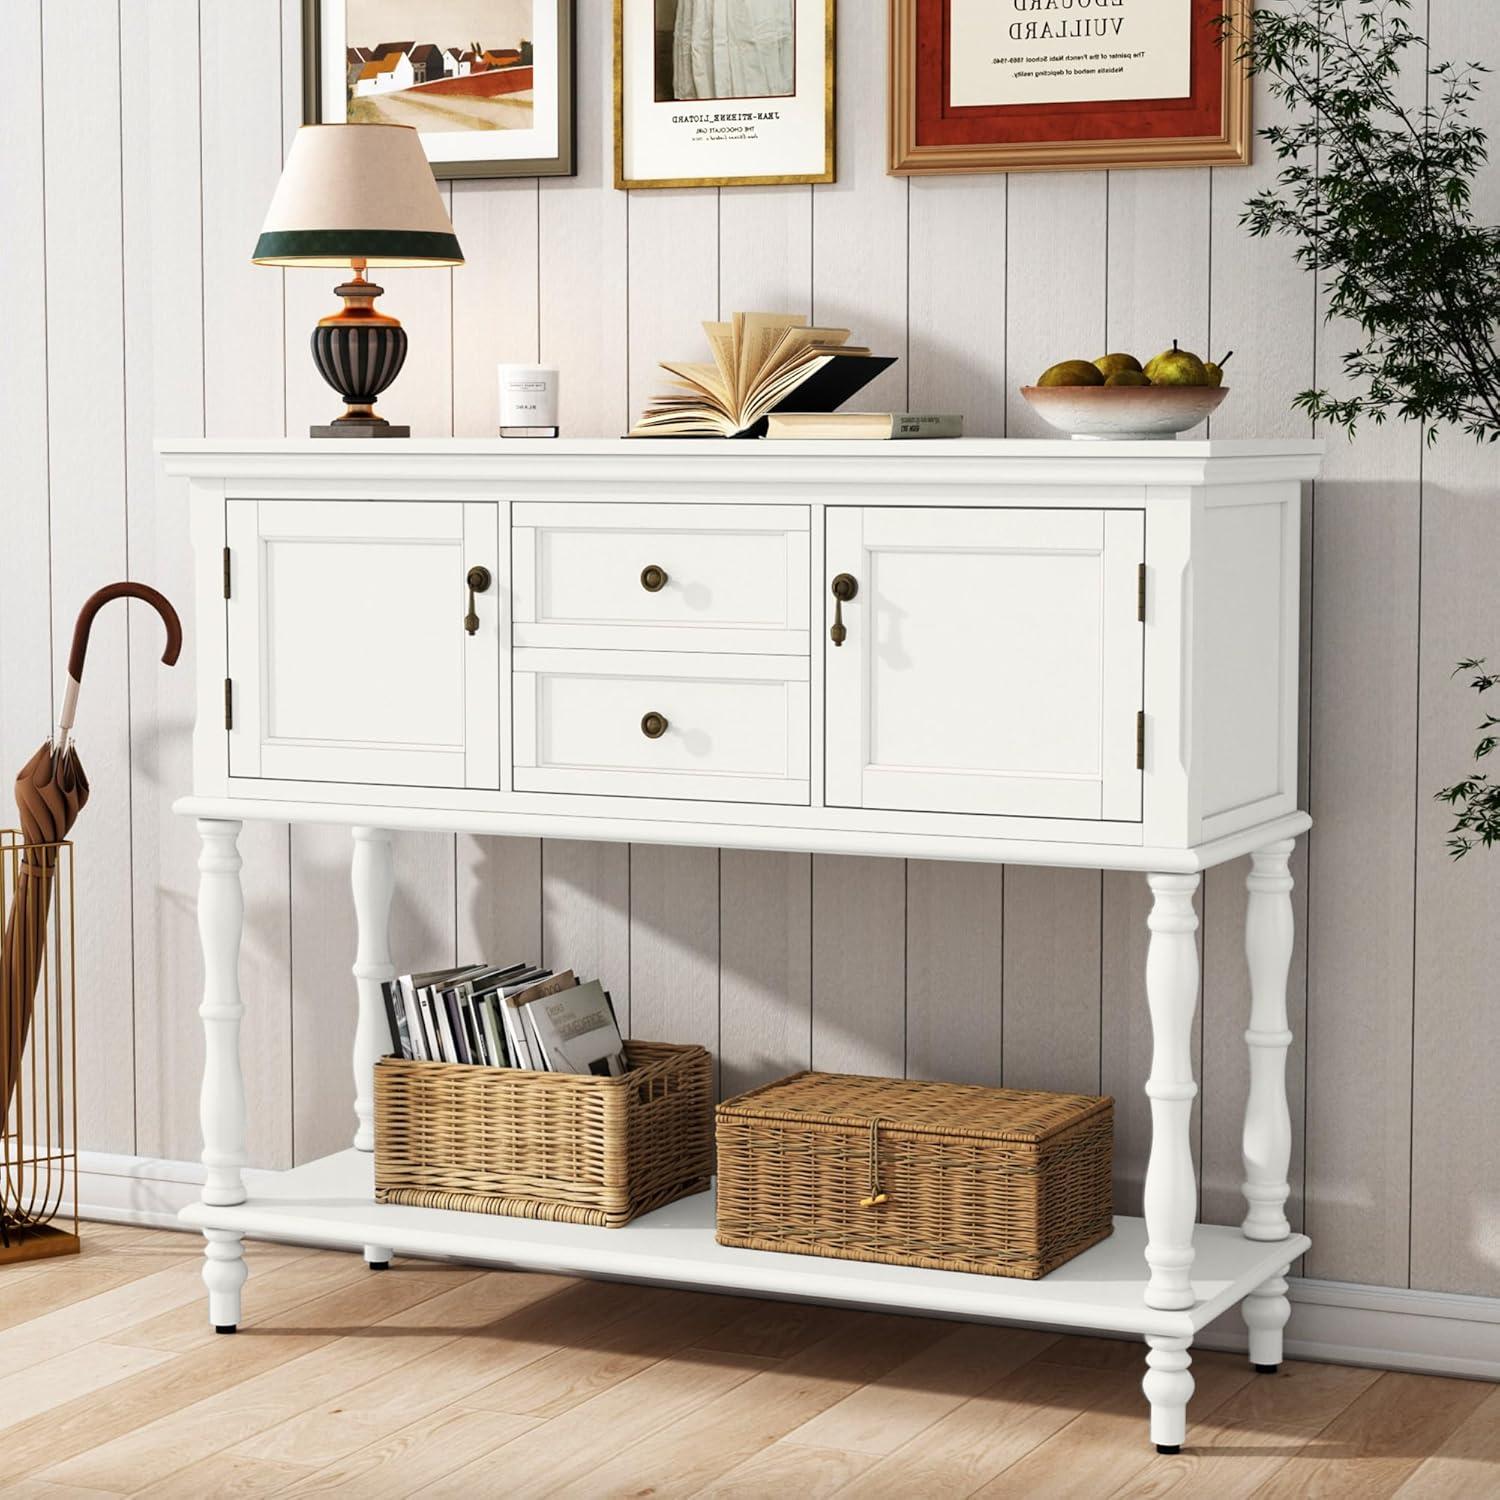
xmin=382 ymin=963 xmax=627 ymax=1078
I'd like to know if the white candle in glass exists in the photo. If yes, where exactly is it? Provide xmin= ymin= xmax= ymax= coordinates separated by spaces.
xmin=498 ymin=364 xmax=560 ymax=435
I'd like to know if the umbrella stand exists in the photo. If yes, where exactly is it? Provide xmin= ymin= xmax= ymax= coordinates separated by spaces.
xmin=1 ymin=582 xmax=181 ymax=1264
xmin=0 ymin=831 xmax=77 ymax=1263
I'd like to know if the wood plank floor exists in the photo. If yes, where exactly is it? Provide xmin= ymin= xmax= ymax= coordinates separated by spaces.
xmin=0 ymin=1226 xmax=1494 ymax=1498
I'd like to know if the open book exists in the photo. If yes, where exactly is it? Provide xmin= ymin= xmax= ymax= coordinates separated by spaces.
xmin=629 ymin=312 xmax=890 ymax=438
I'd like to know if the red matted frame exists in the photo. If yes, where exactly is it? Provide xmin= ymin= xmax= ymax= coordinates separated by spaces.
xmin=890 ymin=0 xmax=1250 ymax=175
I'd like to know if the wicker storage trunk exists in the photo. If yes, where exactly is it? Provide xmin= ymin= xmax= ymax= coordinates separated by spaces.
xmin=716 ymin=1072 xmax=1113 ymax=1278
xmin=374 ymin=1041 xmax=712 ymax=1228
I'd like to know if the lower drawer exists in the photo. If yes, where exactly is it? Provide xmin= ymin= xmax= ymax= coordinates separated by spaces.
xmin=513 ymin=649 xmax=810 ymax=804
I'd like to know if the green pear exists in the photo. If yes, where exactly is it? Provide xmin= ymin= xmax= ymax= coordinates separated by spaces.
xmin=1146 ymin=340 xmax=1210 ymax=387
xmin=1095 ymin=352 xmax=1143 ymax=378
xmin=1105 ymin=370 xmax=1151 ymax=387
xmin=1037 ymin=360 xmax=1105 ymax=388
xmin=1202 ymin=350 xmax=1235 ymax=388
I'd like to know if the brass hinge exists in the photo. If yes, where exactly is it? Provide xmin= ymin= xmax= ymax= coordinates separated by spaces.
xmin=1136 ymin=711 xmax=1145 ymax=771
xmin=224 ymin=678 xmax=233 ymax=731
xmin=222 ymin=546 xmax=231 ymax=600
xmin=1137 ymin=562 xmax=1146 ymax=623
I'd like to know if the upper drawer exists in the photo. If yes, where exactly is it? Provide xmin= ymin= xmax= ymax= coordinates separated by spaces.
xmin=512 ymin=502 xmax=810 ymax=653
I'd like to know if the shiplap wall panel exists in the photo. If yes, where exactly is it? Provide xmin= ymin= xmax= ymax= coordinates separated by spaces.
xmin=540 ymin=840 xmax=631 ymax=1032
xmin=41 ymin=0 xmax=135 ymax=1154
xmin=452 ymin=180 xmax=542 ymax=434
xmin=810 ymin=855 xmax=905 ymax=1075
xmin=718 ymin=850 xmax=812 ymax=1097
xmin=629 ymin=845 xmax=720 ymax=1066
xmin=1003 ymin=173 xmax=1107 ymax=435
xmin=627 ymin=192 xmax=721 ymax=419
xmin=1105 ymin=170 xmax=1213 ymax=395
xmin=1409 ymin=0 xmax=1500 ymax=1298
xmin=1304 ymin=436 xmax=1423 ymax=1286
xmin=538 ymin=0 xmax=627 ymax=439
xmin=1305 ymin=26 xmax=1436 ymax=1288
xmin=18 ymin=0 xmax=1500 ymax=1299
xmin=0 ymin=2 xmax=53 ymax=865
xmin=1001 ymin=868 xmax=1102 ymax=1096
xmin=200 ymin=0 xmax=295 ymax=1170
xmin=904 ymin=861 xmax=1003 ymax=1086
xmin=123 ymin=0 xmax=208 ymax=1163
xmin=718 ymin=188 xmax=813 ymax=315
xmin=810 ymin=15 xmax=907 ymax=409
xmin=458 ymin=836 xmax=543 ymax=970
xmin=907 ymin=178 xmax=1007 ymax=433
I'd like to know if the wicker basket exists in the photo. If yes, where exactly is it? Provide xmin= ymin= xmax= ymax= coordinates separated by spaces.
xmin=374 ymin=1040 xmax=712 ymax=1228
xmin=716 ymin=1071 xmax=1113 ymax=1278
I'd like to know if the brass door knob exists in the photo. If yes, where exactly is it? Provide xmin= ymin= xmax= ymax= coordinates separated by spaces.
xmin=640 ymin=564 xmax=668 ymax=592
xmin=464 ymin=565 xmax=492 ymax=636
xmin=830 ymin=573 xmax=858 ymax=646
xmin=640 ymin=711 xmax=669 ymax=739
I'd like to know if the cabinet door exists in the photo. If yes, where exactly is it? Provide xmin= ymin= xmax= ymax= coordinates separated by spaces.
xmin=226 ymin=499 xmax=500 ymax=788
xmin=825 ymin=506 xmax=1144 ymax=820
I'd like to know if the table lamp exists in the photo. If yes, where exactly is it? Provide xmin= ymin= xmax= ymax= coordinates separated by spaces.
xmin=253 ymin=124 xmax=463 ymax=438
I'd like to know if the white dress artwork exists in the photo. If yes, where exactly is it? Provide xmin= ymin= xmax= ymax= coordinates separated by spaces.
xmin=673 ymin=0 xmax=795 ymax=100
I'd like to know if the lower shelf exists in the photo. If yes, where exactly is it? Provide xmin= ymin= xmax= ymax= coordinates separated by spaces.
xmin=180 ymin=1150 xmax=1309 ymax=1343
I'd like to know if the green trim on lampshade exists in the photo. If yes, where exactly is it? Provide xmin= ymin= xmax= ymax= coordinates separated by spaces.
xmin=252 ymin=228 xmax=463 ymax=266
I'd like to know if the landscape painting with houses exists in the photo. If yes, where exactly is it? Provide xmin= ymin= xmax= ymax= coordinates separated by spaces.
xmin=346 ymin=0 xmax=536 ymax=132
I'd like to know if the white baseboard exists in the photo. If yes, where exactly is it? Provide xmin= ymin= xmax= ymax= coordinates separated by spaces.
xmin=72 ymin=1152 xmax=1500 ymax=1383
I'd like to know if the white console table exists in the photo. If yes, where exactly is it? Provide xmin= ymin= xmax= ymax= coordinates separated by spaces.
xmin=160 ymin=436 xmax=1321 ymax=1451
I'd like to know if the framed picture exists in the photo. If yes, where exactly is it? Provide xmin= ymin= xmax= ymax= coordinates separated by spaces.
xmin=889 ymin=0 xmax=1250 ymax=175
xmin=615 ymin=0 xmax=834 ymax=190
xmin=302 ymin=1 xmax=575 ymax=179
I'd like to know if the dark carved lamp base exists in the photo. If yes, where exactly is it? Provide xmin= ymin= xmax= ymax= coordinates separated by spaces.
xmin=309 ymin=264 xmax=409 ymax=438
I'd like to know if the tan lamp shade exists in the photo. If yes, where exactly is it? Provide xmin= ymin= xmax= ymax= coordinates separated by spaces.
xmin=253 ymin=124 xmax=462 ymax=268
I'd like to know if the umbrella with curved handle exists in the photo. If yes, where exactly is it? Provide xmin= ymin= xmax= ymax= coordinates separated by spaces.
xmin=3 ymin=584 xmax=182 ymax=1166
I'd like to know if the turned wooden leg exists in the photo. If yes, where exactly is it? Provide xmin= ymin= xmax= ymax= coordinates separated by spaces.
xmin=1144 ymin=1336 xmax=1194 ymax=1452
xmin=1244 ymin=1267 xmax=1292 ymax=1374
xmin=197 ymin=818 xmax=248 ymax=1331
xmin=351 ymin=827 xmax=395 ymax=1153
xmin=1143 ymin=871 xmax=1200 ymax=1312
xmin=204 ymin=1228 xmax=247 ymax=1333
xmin=1243 ymin=839 xmax=1295 ymax=1242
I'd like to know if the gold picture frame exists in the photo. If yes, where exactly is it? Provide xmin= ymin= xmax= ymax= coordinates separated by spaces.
xmin=615 ymin=0 xmax=835 ymax=190
xmin=888 ymin=0 xmax=1251 ymax=176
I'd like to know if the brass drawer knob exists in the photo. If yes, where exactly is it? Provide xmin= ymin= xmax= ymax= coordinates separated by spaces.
xmin=640 ymin=711 xmax=669 ymax=739
xmin=640 ymin=564 xmax=668 ymax=593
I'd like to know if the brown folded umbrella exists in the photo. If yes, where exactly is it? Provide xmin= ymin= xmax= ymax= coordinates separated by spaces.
xmin=1 ymin=583 xmax=182 ymax=1141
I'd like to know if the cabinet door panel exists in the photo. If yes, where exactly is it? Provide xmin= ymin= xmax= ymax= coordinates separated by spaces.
xmin=227 ymin=499 xmax=501 ymax=788
xmin=825 ymin=506 xmax=1144 ymax=820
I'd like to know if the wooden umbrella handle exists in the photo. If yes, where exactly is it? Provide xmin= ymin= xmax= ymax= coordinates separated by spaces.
xmin=58 ymin=583 xmax=182 ymax=739
xmin=67 ymin=581 xmax=182 ymax=683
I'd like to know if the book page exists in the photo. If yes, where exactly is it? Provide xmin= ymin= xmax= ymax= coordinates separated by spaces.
xmin=659 ymin=362 xmax=733 ymax=419
xmin=735 ymin=312 xmax=806 ymax=405
xmin=703 ymin=321 xmax=736 ymax=401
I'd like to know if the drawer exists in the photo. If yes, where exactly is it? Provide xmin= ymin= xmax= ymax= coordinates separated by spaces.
xmin=513 ymin=649 xmax=810 ymax=804
xmin=512 ymin=502 xmax=810 ymax=653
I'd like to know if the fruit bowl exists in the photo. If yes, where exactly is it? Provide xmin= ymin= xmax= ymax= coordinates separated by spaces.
xmin=1021 ymin=384 xmax=1228 ymax=441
